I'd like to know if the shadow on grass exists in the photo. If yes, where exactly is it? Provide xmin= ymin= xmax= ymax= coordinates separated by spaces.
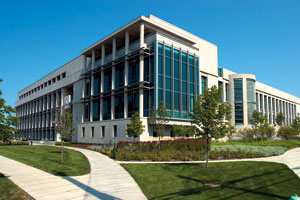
xmin=149 ymin=168 xmax=292 ymax=200
xmin=62 ymin=176 xmax=121 ymax=200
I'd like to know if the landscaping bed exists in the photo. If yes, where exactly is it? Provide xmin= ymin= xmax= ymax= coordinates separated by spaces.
xmin=122 ymin=162 xmax=300 ymax=200
xmin=108 ymin=139 xmax=289 ymax=161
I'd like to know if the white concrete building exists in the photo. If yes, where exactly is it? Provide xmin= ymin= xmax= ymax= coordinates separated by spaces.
xmin=15 ymin=15 xmax=300 ymax=143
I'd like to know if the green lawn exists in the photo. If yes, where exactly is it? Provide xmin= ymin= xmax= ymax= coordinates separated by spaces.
xmin=122 ymin=162 xmax=300 ymax=200
xmin=213 ymin=139 xmax=300 ymax=149
xmin=0 ymin=145 xmax=90 ymax=176
xmin=0 ymin=173 xmax=33 ymax=200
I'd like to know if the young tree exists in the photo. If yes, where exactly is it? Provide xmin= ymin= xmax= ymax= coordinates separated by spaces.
xmin=126 ymin=112 xmax=145 ymax=142
xmin=171 ymin=125 xmax=185 ymax=140
xmin=277 ymin=125 xmax=297 ymax=140
xmin=149 ymin=101 xmax=169 ymax=150
xmin=292 ymin=113 xmax=300 ymax=135
xmin=0 ymin=79 xmax=19 ymax=143
xmin=250 ymin=110 xmax=274 ymax=139
xmin=55 ymin=110 xmax=74 ymax=164
xmin=190 ymin=85 xmax=232 ymax=168
xmin=276 ymin=112 xmax=285 ymax=127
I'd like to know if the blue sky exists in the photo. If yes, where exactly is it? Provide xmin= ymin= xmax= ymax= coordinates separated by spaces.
xmin=1 ymin=0 xmax=300 ymax=107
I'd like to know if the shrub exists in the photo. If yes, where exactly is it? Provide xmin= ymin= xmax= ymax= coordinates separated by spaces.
xmin=277 ymin=126 xmax=297 ymax=140
xmin=211 ymin=145 xmax=287 ymax=157
xmin=238 ymin=128 xmax=257 ymax=139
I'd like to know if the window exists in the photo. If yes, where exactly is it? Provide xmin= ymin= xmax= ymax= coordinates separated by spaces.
xmin=92 ymin=101 xmax=100 ymax=121
xmin=82 ymin=127 xmax=85 ymax=137
xmin=234 ymin=78 xmax=243 ymax=124
xmin=93 ymin=74 xmax=100 ymax=95
xmin=101 ymin=126 xmax=105 ymax=138
xmin=128 ymin=92 xmax=139 ymax=117
xmin=85 ymin=80 xmax=90 ymax=96
xmin=201 ymin=76 xmax=207 ymax=94
xmin=62 ymin=72 xmax=66 ymax=79
xmin=218 ymin=68 xmax=223 ymax=77
xmin=91 ymin=127 xmax=94 ymax=137
xmin=57 ymin=75 xmax=60 ymax=81
xmin=247 ymin=79 xmax=255 ymax=123
xmin=218 ymin=81 xmax=223 ymax=101
xmin=225 ymin=83 xmax=229 ymax=102
xmin=85 ymin=104 xmax=90 ymax=122
xmin=113 ymin=125 xmax=117 ymax=138
xmin=115 ymin=95 xmax=124 ymax=119
xmin=103 ymin=97 xmax=111 ymax=120
xmin=104 ymin=71 xmax=111 ymax=92
xmin=115 ymin=66 xmax=124 ymax=89
xmin=128 ymin=60 xmax=139 ymax=84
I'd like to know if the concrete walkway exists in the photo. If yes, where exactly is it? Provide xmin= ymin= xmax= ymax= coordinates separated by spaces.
xmin=65 ymin=146 xmax=147 ymax=200
xmin=0 ymin=146 xmax=147 ymax=200
xmin=117 ymin=147 xmax=300 ymax=178
xmin=0 ymin=155 xmax=89 ymax=200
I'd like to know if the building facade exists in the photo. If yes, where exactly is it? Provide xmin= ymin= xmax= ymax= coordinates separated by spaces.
xmin=15 ymin=15 xmax=300 ymax=143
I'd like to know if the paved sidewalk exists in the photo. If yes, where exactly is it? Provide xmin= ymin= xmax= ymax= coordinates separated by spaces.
xmin=65 ymin=147 xmax=147 ymax=200
xmin=0 ymin=155 xmax=89 ymax=200
xmin=117 ymin=147 xmax=300 ymax=178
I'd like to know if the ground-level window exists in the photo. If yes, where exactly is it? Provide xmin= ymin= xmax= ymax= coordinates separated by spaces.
xmin=82 ymin=127 xmax=85 ymax=137
xmin=101 ymin=126 xmax=105 ymax=138
xmin=113 ymin=125 xmax=117 ymax=138
xmin=91 ymin=127 xmax=94 ymax=138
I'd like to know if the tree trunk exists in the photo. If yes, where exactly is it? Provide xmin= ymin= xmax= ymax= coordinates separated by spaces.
xmin=158 ymin=135 xmax=161 ymax=151
xmin=61 ymin=140 xmax=64 ymax=165
xmin=205 ymin=137 xmax=209 ymax=169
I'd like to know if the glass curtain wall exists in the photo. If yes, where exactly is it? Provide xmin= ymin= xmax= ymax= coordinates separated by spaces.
xmin=234 ymin=78 xmax=243 ymax=124
xmin=246 ymin=79 xmax=255 ymax=124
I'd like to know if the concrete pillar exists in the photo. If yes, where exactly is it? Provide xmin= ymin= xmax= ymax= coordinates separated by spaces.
xmin=124 ymin=31 xmax=129 ymax=119
xmin=91 ymin=50 xmax=95 ymax=69
xmin=90 ymin=101 xmax=93 ymax=122
xmin=112 ymin=39 xmax=116 ymax=120
xmin=101 ymin=44 xmax=105 ymax=65
xmin=124 ymin=92 xmax=128 ymax=119
xmin=139 ymin=23 xmax=145 ymax=117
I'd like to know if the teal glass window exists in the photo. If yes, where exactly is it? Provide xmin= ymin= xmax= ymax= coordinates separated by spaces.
xmin=158 ymin=43 xmax=163 ymax=54
xmin=158 ymin=89 xmax=163 ymax=105
xmin=174 ymin=80 xmax=180 ymax=92
xmin=235 ymin=103 xmax=244 ymax=124
xmin=189 ymin=55 xmax=194 ymax=65
xmin=246 ymin=79 xmax=255 ymax=123
xmin=201 ymin=76 xmax=207 ymax=94
xmin=174 ymin=49 xmax=179 ymax=60
xmin=158 ymin=75 xmax=163 ymax=89
xmin=189 ymin=65 xmax=194 ymax=82
xmin=181 ymin=52 xmax=187 ymax=63
xmin=165 ymin=91 xmax=171 ymax=110
xmin=182 ymin=82 xmax=187 ymax=93
xmin=174 ymin=60 xmax=179 ymax=79
xmin=218 ymin=81 xmax=223 ymax=101
xmin=182 ymin=94 xmax=188 ymax=111
xmin=174 ymin=92 xmax=180 ymax=111
xmin=182 ymin=63 xmax=187 ymax=81
xmin=165 ymin=57 xmax=171 ymax=77
xmin=218 ymin=68 xmax=223 ymax=77
xmin=165 ymin=45 xmax=171 ymax=57
xmin=234 ymin=78 xmax=243 ymax=102
xmin=158 ymin=55 xmax=163 ymax=75
xmin=190 ymin=95 xmax=194 ymax=112
xmin=165 ymin=77 xmax=171 ymax=90
xmin=190 ymin=83 xmax=194 ymax=95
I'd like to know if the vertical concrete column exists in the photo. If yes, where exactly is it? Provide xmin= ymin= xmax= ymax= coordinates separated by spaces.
xmin=101 ymin=44 xmax=105 ymax=65
xmin=90 ymin=101 xmax=93 ymax=122
xmin=61 ymin=88 xmax=65 ymax=114
xmin=269 ymin=96 xmax=272 ymax=124
xmin=124 ymin=31 xmax=129 ymax=118
xmin=139 ymin=23 xmax=145 ymax=117
xmin=90 ymin=50 xmax=95 ymax=98
xmin=91 ymin=50 xmax=95 ymax=69
xmin=257 ymin=93 xmax=260 ymax=112
xmin=111 ymin=38 xmax=116 ymax=120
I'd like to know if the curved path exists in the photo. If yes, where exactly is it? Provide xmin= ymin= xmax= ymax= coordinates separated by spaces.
xmin=0 ymin=146 xmax=146 ymax=200
xmin=65 ymin=146 xmax=147 ymax=200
